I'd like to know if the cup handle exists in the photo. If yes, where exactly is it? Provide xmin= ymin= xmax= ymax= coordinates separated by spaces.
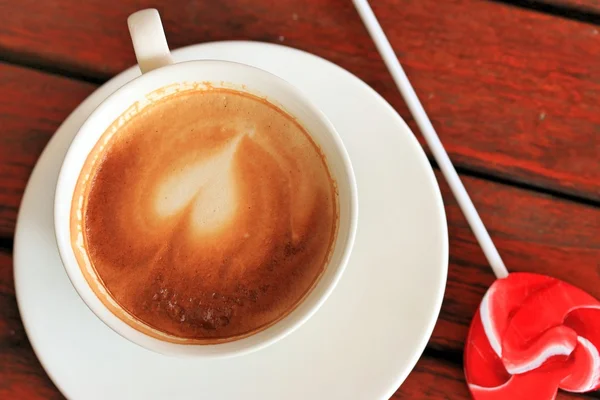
xmin=127 ymin=9 xmax=173 ymax=74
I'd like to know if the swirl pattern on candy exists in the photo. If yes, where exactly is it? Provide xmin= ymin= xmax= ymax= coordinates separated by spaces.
xmin=465 ymin=272 xmax=600 ymax=399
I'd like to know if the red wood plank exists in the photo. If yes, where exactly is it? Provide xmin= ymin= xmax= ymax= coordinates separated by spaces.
xmin=0 ymin=247 xmax=592 ymax=399
xmin=430 ymin=168 xmax=600 ymax=352
xmin=0 ymin=63 xmax=96 ymax=236
xmin=0 ymin=0 xmax=598 ymax=199
xmin=1 ymin=63 xmax=599 ymax=357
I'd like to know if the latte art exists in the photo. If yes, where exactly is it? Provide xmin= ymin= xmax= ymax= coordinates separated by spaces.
xmin=71 ymin=88 xmax=338 ymax=342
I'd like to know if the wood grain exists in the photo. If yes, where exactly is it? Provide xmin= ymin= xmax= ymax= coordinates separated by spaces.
xmin=0 ymin=0 xmax=598 ymax=200
xmin=1 ymin=62 xmax=599 ymax=354
xmin=0 ymin=245 xmax=593 ymax=399
xmin=430 ymin=168 xmax=600 ymax=352
xmin=0 ymin=63 xmax=96 ymax=236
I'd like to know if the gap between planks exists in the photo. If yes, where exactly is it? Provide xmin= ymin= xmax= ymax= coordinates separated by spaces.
xmin=491 ymin=0 xmax=600 ymax=24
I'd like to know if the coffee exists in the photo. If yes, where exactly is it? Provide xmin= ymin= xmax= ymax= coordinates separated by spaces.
xmin=71 ymin=87 xmax=338 ymax=343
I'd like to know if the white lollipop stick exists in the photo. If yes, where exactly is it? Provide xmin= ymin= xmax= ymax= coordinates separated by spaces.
xmin=353 ymin=0 xmax=509 ymax=279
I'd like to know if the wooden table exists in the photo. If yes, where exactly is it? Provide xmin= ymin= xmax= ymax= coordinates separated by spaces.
xmin=1 ymin=0 xmax=599 ymax=398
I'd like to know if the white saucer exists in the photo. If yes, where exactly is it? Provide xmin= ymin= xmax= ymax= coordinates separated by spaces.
xmin=14 ymin=41 xmax=447 ymax=399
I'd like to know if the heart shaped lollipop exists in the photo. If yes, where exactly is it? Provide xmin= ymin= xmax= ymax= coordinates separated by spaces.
xmin=352 ymin=1 xmax=600 ymax=398
xmin=466 ymin=273 xmax=600 ymax=399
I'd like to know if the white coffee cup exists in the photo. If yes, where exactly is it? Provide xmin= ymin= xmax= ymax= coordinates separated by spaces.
xmin=54 ymin=9 xmax=358 ymax=357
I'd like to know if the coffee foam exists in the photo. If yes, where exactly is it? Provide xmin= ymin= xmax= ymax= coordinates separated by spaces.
xmin=71 ymin=87 xmax=338 ymax=343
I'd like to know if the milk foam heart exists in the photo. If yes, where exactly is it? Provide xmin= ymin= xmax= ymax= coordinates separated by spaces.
xmin=153 ymin=130 xmax=244 ymax=232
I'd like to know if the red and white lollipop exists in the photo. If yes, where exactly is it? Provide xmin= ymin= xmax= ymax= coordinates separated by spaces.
xmin=353 ymin=1 xmax=600 ymax=398
xmin=466 ymin=273 xmax=600 ymax=399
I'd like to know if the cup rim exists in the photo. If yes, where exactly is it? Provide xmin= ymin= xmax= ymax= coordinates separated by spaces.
xmin=54 ymin=59 xmax=358 ymax=357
